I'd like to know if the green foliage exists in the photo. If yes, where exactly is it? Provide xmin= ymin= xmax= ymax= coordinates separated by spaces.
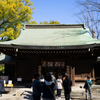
xmin=0 ymin=64 xmax=5 ymax=75
xmin=39 ymin=20 xmax=60 ymax=24
xmin=0 ymin=0 xmax=35 ymax=40
xmin=49 ymin=20 xmax=60 ymax=24
xmin=27 ymin=20 xmax=38 ymax=24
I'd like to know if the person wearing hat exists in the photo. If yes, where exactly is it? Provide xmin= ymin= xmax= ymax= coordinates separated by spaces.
xmin=84 ymin=76 xmax=92 ymax=100
xmin=32 ymin=73 xmax=43 ymax=100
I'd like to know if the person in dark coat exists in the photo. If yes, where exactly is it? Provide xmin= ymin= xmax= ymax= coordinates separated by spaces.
xmin=0 ymin=77 xmax=5 ymax=97
xmin=32 ymin=73 xmax=43 ymax=100
xmin=43 ymin=74 xmax=57 ymax=100
xmin=63 ymin=73 xmax=72 ymax=100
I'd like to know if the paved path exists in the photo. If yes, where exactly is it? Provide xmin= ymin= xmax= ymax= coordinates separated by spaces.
xmin=0 ymin=85 xmax=100 ymax=100
xmin=18 ymin=88 xmax=100 ymax=100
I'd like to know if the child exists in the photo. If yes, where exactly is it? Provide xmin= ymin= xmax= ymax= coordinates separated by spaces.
xmin=56 ymin=76 xmax=62 ymax=99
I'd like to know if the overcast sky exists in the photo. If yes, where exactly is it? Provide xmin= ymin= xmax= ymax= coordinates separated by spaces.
xmin=31 ymin=0 xmax=81 ymax=24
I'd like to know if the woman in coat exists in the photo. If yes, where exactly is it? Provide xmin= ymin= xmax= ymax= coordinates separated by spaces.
xmin=56 ymin=76 xmax=62 ymax=99
xmin=43 ymin=74 xmax=57 ymax=100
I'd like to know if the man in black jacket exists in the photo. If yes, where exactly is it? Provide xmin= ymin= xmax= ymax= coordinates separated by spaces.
xmin=32 ymin=73 xmax=43 ymax=100
xmin=63 ymin=73 xmax=72 ymax=100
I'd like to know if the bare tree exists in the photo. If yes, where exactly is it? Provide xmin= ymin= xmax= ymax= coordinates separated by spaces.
xmin=76 ymin=0 xmax=100 ymax=39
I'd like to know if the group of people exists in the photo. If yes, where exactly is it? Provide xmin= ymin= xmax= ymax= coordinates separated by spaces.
xmin=0 ymin=73 xmax=93 ymax=100
xmin=32 ymin=72 xmax=72 ymax=100
xmin=32 ymin=72 xmax=93 ymax=100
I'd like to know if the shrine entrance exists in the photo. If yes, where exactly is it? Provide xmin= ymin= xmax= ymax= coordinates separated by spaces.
xmin=41 ymin=61 xmax=69 ymax=79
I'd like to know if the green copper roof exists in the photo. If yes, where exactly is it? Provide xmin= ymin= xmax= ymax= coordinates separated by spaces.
xmin=14 ymin=28 xmax=99 ymax=46
xmin=0 ymin=24 xmax=100 ymax=49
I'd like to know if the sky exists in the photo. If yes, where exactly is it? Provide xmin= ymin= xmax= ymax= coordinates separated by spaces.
xmin=31 ymin=0 xmax=81 ymax=24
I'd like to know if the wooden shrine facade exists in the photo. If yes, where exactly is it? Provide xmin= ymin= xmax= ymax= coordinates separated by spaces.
xmin=0 ymin=46 xmax=98 ymax=85
xmin=0 ymin=24 xmax=100 ymax=85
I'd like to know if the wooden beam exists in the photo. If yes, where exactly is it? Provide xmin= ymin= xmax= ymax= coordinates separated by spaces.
xmin=92 ymin=68 xmax=95 ymax=84
xmin=71 ymin=66 xmax=75 ymax=86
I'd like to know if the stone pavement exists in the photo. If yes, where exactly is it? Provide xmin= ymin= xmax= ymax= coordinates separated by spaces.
xmin=0 ymin=85 xmax=100 ymax=100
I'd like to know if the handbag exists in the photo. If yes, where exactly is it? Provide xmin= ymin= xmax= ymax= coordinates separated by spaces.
xmin=84 ymin=82 xmax=89 ymax=89
xmin=84 ymin=84 xmax=86 ymax=89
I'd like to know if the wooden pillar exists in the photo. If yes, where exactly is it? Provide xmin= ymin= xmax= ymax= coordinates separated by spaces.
xmin=34 ymin=56 xmax=37 ymax=73
xmin=71 ymin=66 xmax=75 ymax=86
xmin=38 ymin=65 xmax=42 ymax=76
xmin=70 ymin=67 xmax=72 ymax=81
xmin=92 ymin=67 xmax=95 ymax=84
xmin=91 ymin=58 xmax=95 ymax=84
xmin=32 ymin=58 xmax=34 ymax=79
xmin=15 ymin=63 xmax=17 ymax=79
xmin=32 ymin=57 xmax=36 ymax=81
xmin=15 ymin=55 xmax=18 ymax=83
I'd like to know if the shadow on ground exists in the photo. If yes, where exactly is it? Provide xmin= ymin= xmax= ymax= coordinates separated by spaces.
xmin=23 ymin=90 xmax=33 ymax=100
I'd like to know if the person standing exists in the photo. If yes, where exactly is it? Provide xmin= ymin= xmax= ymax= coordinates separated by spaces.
xmin=43 ymin=74 xmax=57 ymax=100
xmin=49 ymin=72 xmax=56 ymax=84
xmin=39 ymin=75 xmax=45 ymax=99
xmin=63 ymin=73 xmax=72 ymax=100
xmin=0 ymin=77 xmax=5 ymax=97
xmin=32 ymin=73 xmax=43 ymax=100
xmin=39 ymin=75 xmax=45 ymax=84
xmin=56 ymin=76 xmax=62 ymax=99
xmin=84 ymin=76 xmax=92 ymax=100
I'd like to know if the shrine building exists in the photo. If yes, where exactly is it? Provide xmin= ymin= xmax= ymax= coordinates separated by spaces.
xmin=0 ymin=24 xmax=100 ymax=85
